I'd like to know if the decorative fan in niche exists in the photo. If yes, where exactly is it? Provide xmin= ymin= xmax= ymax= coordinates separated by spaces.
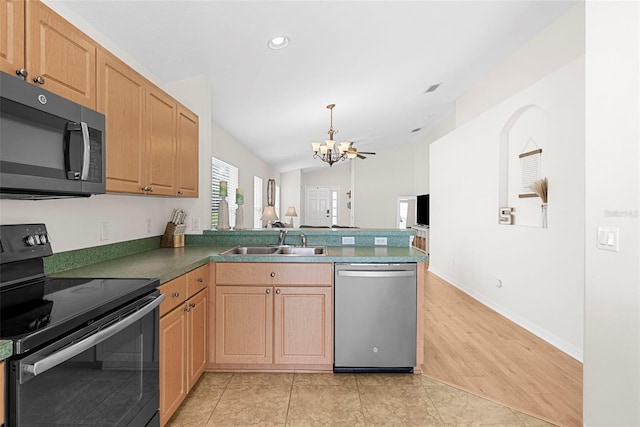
xmin=310 ymin=104 xmax=376 ymax=166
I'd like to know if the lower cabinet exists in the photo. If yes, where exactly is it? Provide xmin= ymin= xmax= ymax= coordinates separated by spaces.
xmin=1 ymin=360 xmax=4 ymax=426
xmin=213 ymin=263 xmax=333 ymax=369
xmin=159 ymin=264 xmax=208 ymax=426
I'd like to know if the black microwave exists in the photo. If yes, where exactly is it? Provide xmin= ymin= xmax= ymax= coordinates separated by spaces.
xmin=0 ymin=71 xmax=106 ymax=199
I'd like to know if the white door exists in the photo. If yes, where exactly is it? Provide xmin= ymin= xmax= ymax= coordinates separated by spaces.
xmin=304 ymin=187 xmax=338 ymax=226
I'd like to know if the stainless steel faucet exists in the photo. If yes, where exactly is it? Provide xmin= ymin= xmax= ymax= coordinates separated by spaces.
xmin=278 ymin=229 xmax=288 ymax=246
xmin=300 ymin=233 xmax=307 ymax=247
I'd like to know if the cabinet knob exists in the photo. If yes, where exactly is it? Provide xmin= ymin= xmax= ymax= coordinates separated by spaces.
xmin=178 ymin=191 xmax=184 ymax=195
xmin=265 ymin=289 xmax=271 ymax=294
xmin=270 ymin=272 xmax=275 ymax=278
xmin=16 ymin=68 xmax=28 ymax=78
xmin=33 ymin=76 xmax=45 ymax=84
xmin=148 ymin=187 xmax=154 ymax=192
xmin=172 ymin=292 xmax=180 ymax=298
xmin=184 ymin=306 xmax=190 ymax=312
xmin=189 ymin=302 xmax=196 ymax=308
xmin=197 ymin=277 xmax=203 ymax=283
xmin=275 ymin=289 xmax=281 ymax=295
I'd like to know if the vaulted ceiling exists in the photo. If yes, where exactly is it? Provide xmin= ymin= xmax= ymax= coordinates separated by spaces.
xmin=56 ymin=1 xmax=576 ymax=172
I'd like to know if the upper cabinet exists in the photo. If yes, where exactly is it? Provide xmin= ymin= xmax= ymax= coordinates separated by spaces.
xmin=1 ymin=0 xmax=199 ymax=197
xmin=0 ymin=0 xmax=25 ymax=76
xmin=177 ymin=106 xmax=199 ymax=197
xmin=0 ymin=0 xmax=97 ymax=108
xmin=98 ymin=49 xmax=145 ymax=194
xmin=145 ymin=84 xmax=178 ymax=196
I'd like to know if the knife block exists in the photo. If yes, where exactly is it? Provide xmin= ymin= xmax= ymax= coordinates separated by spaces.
xmin=161 ymin=222 xmax=186 ymax=248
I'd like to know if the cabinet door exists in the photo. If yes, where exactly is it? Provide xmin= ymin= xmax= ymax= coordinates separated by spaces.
xmin=186 ymin=289 xmax=207 ymax=390
xmin=273 ymin=286 xmax=333 ymax=365
xmin=176 ymin=105 xmax=199 ymax=197
xmin=0 ymin=360 xmax=4 ymax=425
xmin=0 ymin=0 xmax=24 ymax=75
xmin=145 ymin=85 xmax=177 ymax=196
xmin=159 ymin=306 xmax=187 ymax=426
xmin=26 ymin=0 xmax=96 ymax=108
xmin=215 ymin=285 xmax=273 ymax=364
xmin=98 ymin=49 xmax=146 ymax=194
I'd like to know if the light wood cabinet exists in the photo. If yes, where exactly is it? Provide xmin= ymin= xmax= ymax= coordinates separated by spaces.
xmin=159 ymin=298 xmax=187 ymax=427
xmin=1 ymin=0 xmax=96 ymax=108
xmin=145 ymin=85 xmax=177 ymax=196
xmin=176 ymin=106 xmax=199 ymax=197
xmin=159 ymin=264 xmax=209 ymax=426
xmin=97 ymin=49 xmax=145 ymax=194
xmin=98 ymin=60 xmax=199 ymax=197
xmin=1 ymin=360 xmax=4 ymax=426
xmin=0 ymin=0 xmax=24 ymax=76
xmin=213 ymin=263 xmax=333 ymax=369
xmin=25 ymin=0 xmax=96 ymax=108
xmin=2 ymin=0 xmax=199 ymax=197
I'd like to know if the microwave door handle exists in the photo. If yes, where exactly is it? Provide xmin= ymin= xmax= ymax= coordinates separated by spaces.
xmin=21 ymin=293 xmax=166 ymax=381
xmin=80 ymin=122 xmax=90 ymax=180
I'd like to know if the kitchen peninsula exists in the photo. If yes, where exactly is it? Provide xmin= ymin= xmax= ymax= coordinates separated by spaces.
xmin=46 ymin=228 xmax=427 ymax=424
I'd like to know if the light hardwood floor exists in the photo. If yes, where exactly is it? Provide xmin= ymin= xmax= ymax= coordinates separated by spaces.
xmin=422 ymin=268 xmax=583 ymax=427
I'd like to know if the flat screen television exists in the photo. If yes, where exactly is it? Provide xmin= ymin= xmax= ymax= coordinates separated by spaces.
xmin=416 ymin=194 xmax=429 ymax=226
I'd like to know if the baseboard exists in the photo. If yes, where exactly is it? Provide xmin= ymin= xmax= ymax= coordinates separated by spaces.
xmin=428 ymin=268 xmax=584 ymax=362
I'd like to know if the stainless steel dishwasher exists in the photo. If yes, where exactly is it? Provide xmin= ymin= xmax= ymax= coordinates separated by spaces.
xmin=334 ymin=263 xmax=417 ymax=373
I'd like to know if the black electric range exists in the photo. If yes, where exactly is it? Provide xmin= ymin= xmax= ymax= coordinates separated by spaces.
xmin=0 ymin=224 xmax=162 ymax=427
xmin=0 ymin=224 xmax=160 ymax=355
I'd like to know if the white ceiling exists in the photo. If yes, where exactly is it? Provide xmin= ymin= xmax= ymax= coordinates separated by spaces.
xmin=58 ymin=0 xmax=575 ymax=172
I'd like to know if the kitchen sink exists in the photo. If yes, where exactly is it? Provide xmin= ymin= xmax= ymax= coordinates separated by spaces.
xmin=220 ymin=245 xmax=327 ymax=256
xmin=278 ymin=246 xmax=326 ymax=255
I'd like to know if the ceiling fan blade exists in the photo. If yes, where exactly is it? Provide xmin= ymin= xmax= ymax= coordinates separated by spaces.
xmin=358 ymin=151 xmax=376 ymax=155
xmin=357 ymin=153 xmax=366 ymax=159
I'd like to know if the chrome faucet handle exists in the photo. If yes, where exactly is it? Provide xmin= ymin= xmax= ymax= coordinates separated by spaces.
xmin=300 ymin=233 xmax=307 ymax=247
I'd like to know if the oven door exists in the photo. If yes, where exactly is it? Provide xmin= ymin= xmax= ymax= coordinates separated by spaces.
xmin=8 ymin=292 xmax=165 ymax=427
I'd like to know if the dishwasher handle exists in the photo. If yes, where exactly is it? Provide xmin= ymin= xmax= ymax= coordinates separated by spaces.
xmin=337 ymin=270 xmax=415 ymax=278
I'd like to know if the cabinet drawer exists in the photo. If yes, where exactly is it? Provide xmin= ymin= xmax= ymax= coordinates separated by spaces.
xmin=159 ymin=274 xmax=187 ymax=316
xmin=187 ymin=264 xmax=208 ymax=297
xmin=216 ymin=263 xmax=332 ymax=286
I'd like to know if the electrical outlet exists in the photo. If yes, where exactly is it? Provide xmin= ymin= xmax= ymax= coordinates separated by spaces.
xmin=374 ymin=237 xmax=387 ymax=246
xmin=100 ymin=222 xmax=110 ymax=241
xmin=342 ymin=236 xmax=355 ymax=245
xmin=145 ymin=218 xmax=152 ymax=234
xmin=192 ymin=217 xmax=201 ymax=231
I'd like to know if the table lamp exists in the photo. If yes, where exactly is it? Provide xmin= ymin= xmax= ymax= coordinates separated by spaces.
xmin=285 ymin=207 xmax=298 ymax=227
xmin=261 ymin=206 xmax=279 ymax=228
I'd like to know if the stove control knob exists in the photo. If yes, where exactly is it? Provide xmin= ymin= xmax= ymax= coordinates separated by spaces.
xmin=39 ymin=234 xmax=48 ymax=244
xmin=25 ymin=235 xmax=36 ymax=246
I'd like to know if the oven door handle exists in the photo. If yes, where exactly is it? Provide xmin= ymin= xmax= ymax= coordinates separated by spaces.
xmin=23 ymin=293 xmax=165 ymax=378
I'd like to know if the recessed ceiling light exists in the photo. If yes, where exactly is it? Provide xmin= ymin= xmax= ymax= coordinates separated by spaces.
xmin=268 ymin=36 xmax=289 ymax=50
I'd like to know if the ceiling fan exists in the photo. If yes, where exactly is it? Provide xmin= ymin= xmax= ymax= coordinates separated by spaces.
xmin=345 ymin=142 xmax=376 ymax=160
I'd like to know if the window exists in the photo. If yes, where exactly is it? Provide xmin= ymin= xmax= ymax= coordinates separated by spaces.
xmin=212 ymin=157 xmax=238 ymax=228
xmin=331 ymin=190 xmax=338 ymax=225
xmin=253 ymin=176 xmax=263 ymax=228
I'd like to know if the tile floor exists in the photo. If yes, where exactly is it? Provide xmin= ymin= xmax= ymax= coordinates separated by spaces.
xmin=166 ymin=372 xmax=557 ymax=426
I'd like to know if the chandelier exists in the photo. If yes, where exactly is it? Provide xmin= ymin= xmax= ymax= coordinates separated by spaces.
xmin=310 ymin=104 xmax=357 ymax=167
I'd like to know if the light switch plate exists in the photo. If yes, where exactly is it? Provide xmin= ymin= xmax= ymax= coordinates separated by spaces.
xmin=597 ymin=226 xmax=619 ymax=251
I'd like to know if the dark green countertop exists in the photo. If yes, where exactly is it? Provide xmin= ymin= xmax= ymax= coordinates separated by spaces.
xmin=0 ymin=340 xmax=12 ymax=361
xmin=51 ymin=245 xmax=428 ymax=285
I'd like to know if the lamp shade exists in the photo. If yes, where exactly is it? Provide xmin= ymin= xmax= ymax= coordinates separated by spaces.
xmin=285 ymin=207 xmax=298 ymax=217
xmin=260 ymin=206 xmax=279 ymax=222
